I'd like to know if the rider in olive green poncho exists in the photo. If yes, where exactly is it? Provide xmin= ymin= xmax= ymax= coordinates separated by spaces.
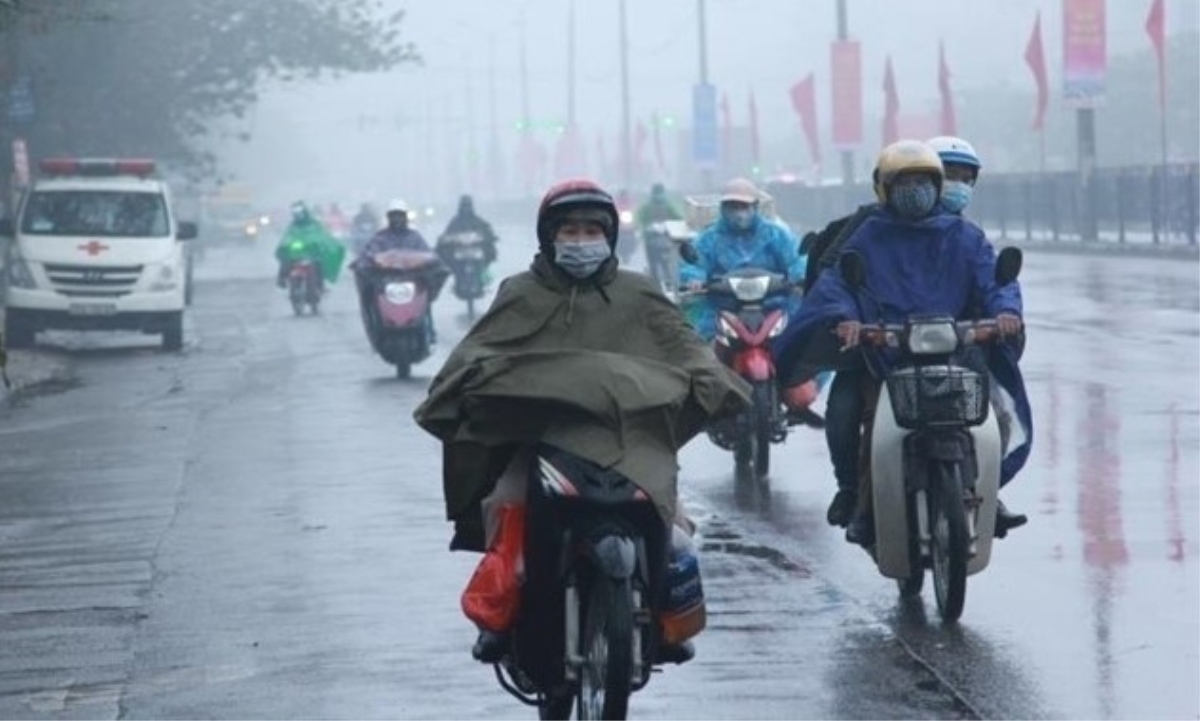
xmin=413 ymin=180 xmax=750 ymax=553
xmin=274 ymin=202 xmax=346 ymax=287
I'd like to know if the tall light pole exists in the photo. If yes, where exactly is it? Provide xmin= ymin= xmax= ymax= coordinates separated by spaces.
xmin=697 ymin=0 xmax=713 ymax=191
xmin=837 ymin=0 xmax=854 ymax=186
xmin=618 ymin=0 xmax=633 ymax=191
xmin=567 ymin=0 xmax=577 ymax=126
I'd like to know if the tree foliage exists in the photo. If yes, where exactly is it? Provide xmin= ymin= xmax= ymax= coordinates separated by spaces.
xmin=2 ymin=0 xmax=419 ymax=179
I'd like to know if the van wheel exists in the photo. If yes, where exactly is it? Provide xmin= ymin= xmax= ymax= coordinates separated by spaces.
xmin=162 ymin=312 xmax=184 ymax=351
xmin=4 ymin=312 xmax=36 ymax=349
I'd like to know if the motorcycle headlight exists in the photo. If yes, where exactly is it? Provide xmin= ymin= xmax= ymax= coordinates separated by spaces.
xmin=384 ymin=281 xmax=416 ymax=305
xmin=906 ymin=321 xmax=958 ymax=355
xmin=729 ymin=275 xmax=771 ymax=303
xmin=619 ymin=210 xmax=634 ymax=225
xmin=7 ymin=258 xmax=37 ymax=289
xmin=767 ymin=314 xmax=789 ymax=337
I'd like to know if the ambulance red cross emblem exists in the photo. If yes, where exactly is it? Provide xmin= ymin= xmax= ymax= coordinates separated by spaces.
xmin=78 ymin=240 xmax=110 ymax=256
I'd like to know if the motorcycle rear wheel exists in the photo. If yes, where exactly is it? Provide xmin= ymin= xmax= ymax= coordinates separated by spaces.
xmin=930 ymin=462 xmax=969 ymax=621
xmin=577 ymin=578 xmax=633 ymax=720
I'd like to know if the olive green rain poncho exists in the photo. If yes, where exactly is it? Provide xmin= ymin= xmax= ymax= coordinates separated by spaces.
xmin=413 ymin=252 xmax=751 ymax=552
xmin=274 ymin=215 xmax=346 ymax=284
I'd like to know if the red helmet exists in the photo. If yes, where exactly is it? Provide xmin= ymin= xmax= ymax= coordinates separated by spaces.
xmin=536 ymin=179 xmax=619 ymax=248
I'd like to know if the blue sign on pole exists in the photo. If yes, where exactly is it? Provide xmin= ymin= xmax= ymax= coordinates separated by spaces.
xmin=7 ymin=74 xmax=35 ymax=125
xmin=691 ymin=82 xmax=718 ymax=167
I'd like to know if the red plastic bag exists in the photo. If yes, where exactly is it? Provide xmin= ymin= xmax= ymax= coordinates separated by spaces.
xmin=461 ymin=503 xmax=525 ymax=632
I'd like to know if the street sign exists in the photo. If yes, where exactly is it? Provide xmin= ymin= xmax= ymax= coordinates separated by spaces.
xmin=7 ymin=73 xmax=35 ymax=125
xmin=12 ymin=138 xmax=29 ymax=187
xmin=691 ymin=82 xmax=718 ymax=167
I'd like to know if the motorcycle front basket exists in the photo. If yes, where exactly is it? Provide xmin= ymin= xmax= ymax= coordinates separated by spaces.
xmin=885 ymin=366 xmax=989 ymax=430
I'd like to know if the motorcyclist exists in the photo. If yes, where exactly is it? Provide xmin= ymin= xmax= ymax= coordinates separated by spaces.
xmin=413 ymin=178 xmax=750 ymax=666
xmin=636 ymin=182 xmax=683 ymax=285
xmin=927 ymin=135 xmax=982 ymax=215
xmin=274 ymin=201 xmax=345 ymax=291
xmin=680 ymin=177 xmax=823 ymax=427
xmin=435 ymin=194 xmax=499 ymax=267
xmin=353 ymin=198 xmax=439 ymax=343
xmin=775 ymin=140 xmax=1031 ymax=546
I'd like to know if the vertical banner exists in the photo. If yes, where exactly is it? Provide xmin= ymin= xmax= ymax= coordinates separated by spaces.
xmin=691 ymin=82 xmax=719 ymax=169
xmin=830 ymin=40 xmax=863 ymax=150
xmin=1063 ymin=0 xmax=1107 ymax=107
xmin=12 ymin=138 xmax=30 ymax=188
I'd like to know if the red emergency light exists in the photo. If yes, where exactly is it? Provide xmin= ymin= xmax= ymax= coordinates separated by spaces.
xmin=39 ymin=158 xmax=157 ymax=178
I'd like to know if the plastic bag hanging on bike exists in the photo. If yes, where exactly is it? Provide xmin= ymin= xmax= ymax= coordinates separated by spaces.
xmin=461 ymin=503 xmax=526 ymax=633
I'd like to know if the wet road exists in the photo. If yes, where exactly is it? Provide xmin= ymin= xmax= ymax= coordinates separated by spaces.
xmin=0 ymin=235 xmax=1196 ymax=719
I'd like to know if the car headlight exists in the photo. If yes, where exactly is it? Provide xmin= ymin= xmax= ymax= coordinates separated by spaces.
xmin=244 ymin=223 xmax=259 ymax=236
xmin=7 ymin=258 xmax=37 ymax=289
xmin=384 ymin=281 xmax=416 ymax=305
xmin=906 ymin=320 xmax=958 ymax=355
xmin=768 ymin=314 xmax=789 ymax=337
xmin=150 ymin=264 xmax=178 ymax=291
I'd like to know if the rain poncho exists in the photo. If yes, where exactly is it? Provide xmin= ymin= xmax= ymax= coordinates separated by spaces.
xmin=773 ymin=208 xmax=1033 ymax=485
xmin=413 ymin=253 xmax=751 ymax=552
xmin=678 ymin=212 xmax=807 ymax=340
xmin=275 ymin=219 xmax=346 ymax=283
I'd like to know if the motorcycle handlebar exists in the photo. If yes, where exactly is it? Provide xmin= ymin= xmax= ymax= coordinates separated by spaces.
xmin=856 ymin=319 xmax=1005 ymax=349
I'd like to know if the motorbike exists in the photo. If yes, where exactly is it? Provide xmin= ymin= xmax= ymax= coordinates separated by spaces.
xmin=286 ymin=259 xmax=322 ymax=316
xmin=640 ymin=221 xmax=690 ymax=295
xmin=355 ymin=249 xmax=448 ymax=379
xmin=439 ymin=230 xmax=490 ymax=322
xmin=677 ymin=244 xmax=793 ymax=482
xmin=615 ymin=208 xmax=638 ymax=267
xmin=838 ymin=247 xmax=1023 ymax=622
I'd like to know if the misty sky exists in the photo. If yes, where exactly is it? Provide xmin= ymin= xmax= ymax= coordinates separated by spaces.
xmin=223 ymin=0 xmax=1199 ymax=207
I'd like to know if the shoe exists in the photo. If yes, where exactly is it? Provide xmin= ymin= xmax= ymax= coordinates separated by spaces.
xmin=826 ymin=489 xmax=857 ymax=528
xmin=655 ymin=640 xmax=695 ymax=665
xmin=471 ymin=629 xmax=509 ymax=663
xmin=994 ymin=500 xmax=1028 ymax=539
xmin=845 ymin=513 xmax=875 ymax=547
xmin=787 ymin=407 xmax=827 ymax=429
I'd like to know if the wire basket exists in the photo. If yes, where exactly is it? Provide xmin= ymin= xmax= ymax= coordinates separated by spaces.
xmin=885 ymin=366 xmax=989 ymax=430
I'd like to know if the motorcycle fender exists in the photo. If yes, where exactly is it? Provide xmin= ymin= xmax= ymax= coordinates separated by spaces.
xmin=968 ymin=412 xmax=1002 ymax=575
xmin=376 ymin=291 xmax=428 ymax=327
xmin=871 ymin=386 xmax=916 ymax=579
xmin=733 ymin=347 xmax=774 ymax=382
xmin=585 ymin=535 xmax=638 ymax=581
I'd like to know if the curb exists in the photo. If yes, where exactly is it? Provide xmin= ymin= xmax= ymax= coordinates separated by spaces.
xmin=3 ymin=348 xmax=74 ymax=397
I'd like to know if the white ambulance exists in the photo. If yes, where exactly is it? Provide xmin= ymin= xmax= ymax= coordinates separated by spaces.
xmin=1 ymin=158 xmax=196 ymax=351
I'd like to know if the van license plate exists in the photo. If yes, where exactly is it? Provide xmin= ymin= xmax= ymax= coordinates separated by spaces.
xmin=68 ymin=302 xmax=118 ymax=316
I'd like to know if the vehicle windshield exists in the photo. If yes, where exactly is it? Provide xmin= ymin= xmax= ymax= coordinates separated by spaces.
xmin=20 ymin=190 xmax=170 ymax=238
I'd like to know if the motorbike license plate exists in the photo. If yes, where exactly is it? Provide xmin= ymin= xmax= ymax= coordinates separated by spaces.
xmin=456 ymin=248 xmax=485 ymax=260
xmin=68 ymin=302 xmax=118 ymax=316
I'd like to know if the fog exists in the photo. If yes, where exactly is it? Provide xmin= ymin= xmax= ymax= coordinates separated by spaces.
xmin=215 ymin=0 xmax=1198 ymax=209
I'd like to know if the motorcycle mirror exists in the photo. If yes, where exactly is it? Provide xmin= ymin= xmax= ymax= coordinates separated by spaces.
xmin=839 ymin=251 xmax=867 ymax=291
xmin=995 ymin=247 xmax=1023 ymax=285
xmin=678 ymin=242 xmax=700 ymax=265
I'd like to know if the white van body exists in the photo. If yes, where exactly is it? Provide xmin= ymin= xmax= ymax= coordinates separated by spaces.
xmin=4 ymin=160 xmax=191 ymax=350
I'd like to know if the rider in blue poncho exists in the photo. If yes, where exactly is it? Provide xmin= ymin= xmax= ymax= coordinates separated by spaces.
xmin=773 ymin=141 xmax=1033 ymax=546
xmin=680 ymin=177 xmax=822 ymax=426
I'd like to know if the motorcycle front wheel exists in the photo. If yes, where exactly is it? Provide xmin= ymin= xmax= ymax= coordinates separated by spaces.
xmin=751 ymin=382 xmax=775 ymax=480
xmin=930 ymin=461 xmax=969 ymax=621
xmin=577 ymin=578 xmax=633 ymax=720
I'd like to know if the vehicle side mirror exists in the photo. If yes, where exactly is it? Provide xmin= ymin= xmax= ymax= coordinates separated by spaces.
xmin=0 ymin=217 xmax=14 ymax=238
xmin=995 ymin=246 xmax=1022 ymax=285
xmin=678 ymin=241 xmax=700 ymax=265
xmin=839 ymin=251 xmax=867 ymax=291
xmin=176 ymin=221 xmax=198 ymax=241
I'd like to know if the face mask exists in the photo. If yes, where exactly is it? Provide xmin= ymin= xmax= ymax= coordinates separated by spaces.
xmin=890 ymin=181 xmax=939 ymax=219
xmin=554 ymin=238 xmax=612 ymax=278
xmin=727 ymin=209 xmax=755 ymax=231
xmin=940 ymin=180 xmax=974 ymax=214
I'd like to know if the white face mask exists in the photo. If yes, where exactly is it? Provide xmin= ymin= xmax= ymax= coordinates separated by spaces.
xmin=554 ymin=238 xmax=612 ymax=278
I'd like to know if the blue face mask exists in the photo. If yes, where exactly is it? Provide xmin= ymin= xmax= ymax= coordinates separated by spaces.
xmin=726 ymin=209 xmax=755 ymax=231
xmin=554 ymin=239 xmax=612 ymax=278
xmin=890 ymin=181 xmax=939 ymax=219
xmin=940 ymin=180 xmax=974 ymax=214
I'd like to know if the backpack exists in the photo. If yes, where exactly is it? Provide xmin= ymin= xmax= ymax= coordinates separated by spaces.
xmin=801 ymin=203 xmax=876 ymax=294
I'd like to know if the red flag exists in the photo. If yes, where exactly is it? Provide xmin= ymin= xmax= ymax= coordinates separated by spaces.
xmin=553 ymin=122 xmax=587 ymax=180
xmin=652 ymin=112 xmax=666 ymax=172
xmin=882 ymin=56 xmax=900 ymax=145
xmin=720 ymin=92 xmax=732 ymax=165
xmin=1146 ymin=0 xmax=1166 ymax=109
xmin=789 ymin=74 xmax=821 ymax=165
xmin=1025 ymin=11 xmax=1049 ymax=131
xmin=748 ymin=89 xmax=761 ymax=169
xmin=938 ymin=40 xmax=957 ymax=135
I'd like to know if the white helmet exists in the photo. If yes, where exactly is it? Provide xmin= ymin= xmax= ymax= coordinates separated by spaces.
xmin=386 ymin=198 xmax=410 ymax=214
xmin=926 ymin=136 xmax=981 ymax=172
xmin=720 ymin=177 xmax=761 ymax=205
